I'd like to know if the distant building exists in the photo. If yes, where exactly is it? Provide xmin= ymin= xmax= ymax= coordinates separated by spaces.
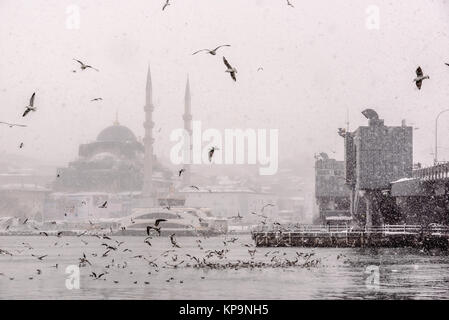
xmin=0 ymin=183 xmax=51 ymax=220
xmin=314 ymin=153 xmax=351 ymax=224
xmin=53 ymin=117 xmax=172 ymax=194
xmin=43 ymin=191 xmax=140 ymax=221
xmin=178 ymin=182 xmax=277 ymax=221
xmin=49 ymin=65 xmax=178 ymax=221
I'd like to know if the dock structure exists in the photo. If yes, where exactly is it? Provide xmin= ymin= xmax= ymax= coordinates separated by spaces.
xmin=251 ymin=225 xmax=449 ymax=249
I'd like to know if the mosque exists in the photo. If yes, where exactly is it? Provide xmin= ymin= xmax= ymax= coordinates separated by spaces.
xmin=44 ymin=65 xmax=194 ymax=221
xmin=53 ymin=65 xmax=191 ymax=196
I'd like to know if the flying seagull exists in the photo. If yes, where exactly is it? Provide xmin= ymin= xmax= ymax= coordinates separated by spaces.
xmin=337 ymin=128 xmax=346 ymax=138
xmin=146 ymin=219 xmax=167 ymax=236
xmin=261 ymin=203 xmax=275 ymax=212
xmin=414 ymin=66 xmax=429 ymax=90
xmin=22 ymin=92 xmax=36 ymax=117
xmin=192 ymin=45 xmax=231 ymax=56
xmin=170 ymin=234 xmax=181 ymax=248
xmin=208 ymin=146 xmax=219 ymax=162
xmin=445 ymin=63 xmax=449 ymax=67
xmin=99 ymin=201 xmax=108 ymax=208
xmin=90 ymin=272 xmax=106 ymax=280
xmin=178 ymin=168 xmax=185 ymax=177
xmin=190 ymin=185 xmax=200 ymax=190
xmin=31 ymin=254 xmax=47 ymax=260
xmin=19 ymin=142 xmax=23 ymax=149
xmin=287 ymin=0 xmax=294 ymax=7
xmin=0 ymin=121 xmax=27 ymax=128
xmin=91 ymin=98 xmax=103 ymax=102
xmin=162 ymin=0 xmax=170 ymax=11
xmin=223 ymin=57 xmax=237 ymax=81
xmin=73 ymin=59 xmax=99 ymax=72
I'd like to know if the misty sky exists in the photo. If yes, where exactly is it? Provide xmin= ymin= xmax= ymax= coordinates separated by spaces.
xmin=2 ymin=0 xmax=449 ymax=171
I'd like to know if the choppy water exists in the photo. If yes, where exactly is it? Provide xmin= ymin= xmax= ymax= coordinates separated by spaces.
xmin=1 ymin=235 xmax=449 ymax=299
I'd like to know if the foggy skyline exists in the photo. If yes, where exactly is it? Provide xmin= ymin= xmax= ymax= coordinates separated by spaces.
xmin=2 ymin=0 xmax=449 ymax=170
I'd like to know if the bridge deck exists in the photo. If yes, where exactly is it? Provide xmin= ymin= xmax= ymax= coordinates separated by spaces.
xmin=251 ymin=225 xmax=449 ymax=249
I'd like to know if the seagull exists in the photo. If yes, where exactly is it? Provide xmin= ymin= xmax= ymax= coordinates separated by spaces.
xmin=223 ymin=57 xmax=237 ymax=81
xmin=99 ymin=201 xmax=108 ymax=208
xmin=0 ymin=249 xmax=13 ymax=256
xmin=22 ymin=92 xmax=36 ymax=117
xmin=90 ymin=272 xmax=106 ymax=280
xmin=192 ymin=45 xmax=231 ymax=56
xmin=190 ymin=185 xmax=200 ymax=190
xmin=286 ymin=0 xmax=294 ymax=7
xmin=91 ymin=98 xmax=103 ymax=102
xmin=165 ymin=260 xmax=184 ymax=268
xmin=261 ymin=203 xmax=275 ymax=212
xmin=337 ymin=128 xmax=346 ymax=138
xmin=178 ymin=168 xmax=185 ymax=177
xmin=73 ymin=59 xmax=99 ymax=72
xmin=19 ymin=142 xmax=23 ymax=149
xmin=208 ymin=146 xmax=219 ymax=162
xmin=257 ymin=67 xmax=264 ymax=72
xmin=170 ymin=234 xmax=181 ymax=248
xmin=414 ymin=66 xmax=429 ymax=90
xmin=0 ymin=121 xmax=27 ymax=128
xmin=31 ymin=254 xmax=47 ymax=260
xmin=146 ymin=219 xmax=167 ymax=236
xmin=445 ymin=63 xmax=449 ymax=67
xmin=162 ymin=0 xmax=170 ymax=11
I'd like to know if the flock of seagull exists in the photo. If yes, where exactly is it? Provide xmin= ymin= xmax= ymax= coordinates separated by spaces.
xmin=0 ymin=222 xmax=325 ymax=286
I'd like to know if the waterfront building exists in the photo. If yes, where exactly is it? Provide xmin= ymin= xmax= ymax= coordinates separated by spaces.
xmin=314 ymin=153 xmax=351 ymax=224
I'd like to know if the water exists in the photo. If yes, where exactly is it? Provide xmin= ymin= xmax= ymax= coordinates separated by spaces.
xmin=1 ymin=235 xmax=449 ymax=299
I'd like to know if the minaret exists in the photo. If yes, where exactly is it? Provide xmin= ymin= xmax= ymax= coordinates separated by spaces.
xmin=142 ymin=64 xmax=154 ymax=203
xmin=182 ymin=76 xmax=192 ymax=186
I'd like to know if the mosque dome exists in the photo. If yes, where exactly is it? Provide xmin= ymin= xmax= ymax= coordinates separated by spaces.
xmin=96 ymin=124 xmax=137 ymax=143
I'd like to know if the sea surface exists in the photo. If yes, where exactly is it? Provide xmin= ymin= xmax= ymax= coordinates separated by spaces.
xmin=1 ymin=235 xmax=449 ymax=300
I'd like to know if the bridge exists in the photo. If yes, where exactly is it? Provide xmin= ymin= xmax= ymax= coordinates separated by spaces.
xmin=391 ymin=162 xmax=449 ymax=197
xmin=412 ymin=162 xmax=449 ymax=181
xmin=251 ymin=224 xmax=449 ymax=248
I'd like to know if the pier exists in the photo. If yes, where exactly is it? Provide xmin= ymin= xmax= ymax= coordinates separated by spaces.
xmin=251 ymin=224 xmax=449 ymax=249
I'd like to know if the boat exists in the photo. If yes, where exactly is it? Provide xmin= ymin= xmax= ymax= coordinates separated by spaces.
xmin=117 ymin=206 xmax=228 ymax=236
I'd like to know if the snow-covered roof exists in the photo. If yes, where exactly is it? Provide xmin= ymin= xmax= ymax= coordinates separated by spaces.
xmin=390 ymin=177 xmax=416 ymax=184
xmin=325 ymin=216 xmax=353 ymax=221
